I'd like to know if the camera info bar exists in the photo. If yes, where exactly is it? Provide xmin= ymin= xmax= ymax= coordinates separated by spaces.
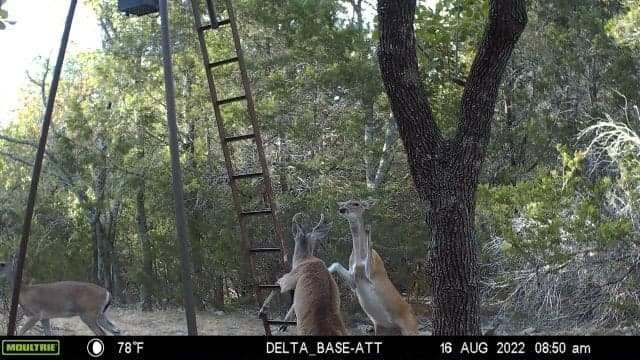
xmin=0 ymin=336 xmax=635 ymax=359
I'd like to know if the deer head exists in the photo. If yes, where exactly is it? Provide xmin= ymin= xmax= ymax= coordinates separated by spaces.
xmin=0 ymin=261 xmax=9 ymax=279
xmin=291 ymin=213 xmax=330 ymax=268
xmin=337 ymin=199 xmax=376 ymax=222
xmin=0 ymin=253 xmax=17 ymax=280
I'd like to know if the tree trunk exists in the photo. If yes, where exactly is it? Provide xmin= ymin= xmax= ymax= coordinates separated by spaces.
xmin=377 ymin=0 xmax=527 ymax=335
xmin=212 ymin=274 xmax=225 ymax=309
xmin=368 ymin=114 xmax=398 ymax=190
xmin=426 ymin=168 xmax=481 ymax=334
xmin=136 ymin=185 xmax=155 ymax=311
xmin=136 ymin=116 xmax=155 ymax=311
xmin=364 ymin=99 xmax=376 ymax=185
xmin=90 ymin=208 xmax=103 ymax=285
xmin=105 ymin=202 xmax=122 ymax=300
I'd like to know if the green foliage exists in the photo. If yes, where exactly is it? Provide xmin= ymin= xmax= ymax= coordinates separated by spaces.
xmin=479 ymin=146 xmax=633 ymax=267
xmin=608 ymin=0 xmax=640 ymax=49
xmin=0 ymin=0 xmax=639 ymax=330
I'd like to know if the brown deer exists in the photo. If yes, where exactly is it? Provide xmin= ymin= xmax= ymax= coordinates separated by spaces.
xmin=277 ymin=213 xmax=348 ymax=335
xmin=0 ymin=255 xmax=121 ymax=335
xmin=328 ymin=200 xmax=419 ymax=335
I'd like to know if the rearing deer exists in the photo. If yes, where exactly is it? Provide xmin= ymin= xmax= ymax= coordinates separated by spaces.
xmin=0 ymin=255 xmax=121 ymax=335
xmin=328 ymin=200 xmax=419 ymax=335
xmin=277 ymin=213 xmax=348 ymax=335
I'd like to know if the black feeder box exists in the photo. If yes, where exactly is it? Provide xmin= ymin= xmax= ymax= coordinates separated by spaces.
xmin=118 ymin=0 xmax=159 ymax=16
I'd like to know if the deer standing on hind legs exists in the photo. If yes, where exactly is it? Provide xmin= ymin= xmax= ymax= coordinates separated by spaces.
xmin=328 ymin=200 xmax=419 ymax=335
xmin=277 ymin=213 xmax=348 ymax=335
xmin=0 ymin=255 xmax=121 ymax=335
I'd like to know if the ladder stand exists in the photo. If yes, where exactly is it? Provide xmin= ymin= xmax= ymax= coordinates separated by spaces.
xmin=188 ymin=0 xmax=294 ymax=335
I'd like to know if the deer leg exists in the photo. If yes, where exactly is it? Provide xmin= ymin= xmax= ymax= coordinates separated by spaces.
xmin=375 ymin=324 xmax=402 ymax=336
xmin=98 ymin=313 xmax=121 ymax=335
xmin=80 ymin=314 xmax=105 ymax=336
xmin=328 ymin=262 xmax=355 ymax=290
xmin=40 ymin=319 xmax=52 ymax=336
xmin=18 ymin=316 xmax=39 ymax=336
xmin=364 ymin=225 xmax=373 ymax=280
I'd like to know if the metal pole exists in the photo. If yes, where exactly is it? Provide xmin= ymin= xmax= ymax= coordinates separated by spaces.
xmin=205 ymin=0 xmax=218 ymax=28
xmin=158 ymin=0 xmax=198 ymax=335
xmin=7 ymin=0 xmax=78 ymax=336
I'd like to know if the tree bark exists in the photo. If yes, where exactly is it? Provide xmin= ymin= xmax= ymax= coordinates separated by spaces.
xmin=136 ymin=184 xmax=155 ymax=311
xmin=105 ymin=201 xmax=123 ymax=300
xmin=212 ymin=274 xmax=225 ymax=309
xmin=377 ymin=0 xmax=526 ymax=335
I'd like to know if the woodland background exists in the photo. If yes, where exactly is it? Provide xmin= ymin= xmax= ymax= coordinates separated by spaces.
xmin=1 ymin=0 xmax=640 ymax=334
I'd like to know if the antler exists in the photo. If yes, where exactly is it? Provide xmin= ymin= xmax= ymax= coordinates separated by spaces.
xmin=311 ymin=213 xmax=325 ymax=233
xmin=291 ymin=212 xmax=306 ymax=235
xmin=292 ymin=212 xmax=305 ymax=225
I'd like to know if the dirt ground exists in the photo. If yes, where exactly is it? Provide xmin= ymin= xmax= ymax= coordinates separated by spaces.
xmin=6 ymin=307 xmax=634 ymax=335
xmin=12 ymin=307 xmax=423 ymax=336
xmin=32 ymin=308 xmax=266 ymax=336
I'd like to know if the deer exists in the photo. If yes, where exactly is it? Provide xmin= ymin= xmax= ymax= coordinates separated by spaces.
xmin=276 ymin=213 xmax=348 ymax=335
xmin=328 ymin=200 xmax=419 ymax=335
xmin=0 ymin=254 xmax=121 ymax=336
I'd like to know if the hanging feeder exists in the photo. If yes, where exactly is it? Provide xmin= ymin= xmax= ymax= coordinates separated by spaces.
xmin=118 ymin=0 xmax=159 ymax=16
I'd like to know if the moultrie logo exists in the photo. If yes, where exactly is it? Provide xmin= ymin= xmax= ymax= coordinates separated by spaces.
xmin=2 ymin=339 xmax=60 ymax=356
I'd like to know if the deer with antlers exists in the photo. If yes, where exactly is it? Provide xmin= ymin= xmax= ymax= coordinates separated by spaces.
xmin=277 ymin=213 xmax=348 ymax=335
xmin=328 ymin=200 xmax=419 ymax=335
xmin=0 ymin=254 xmax=121 ymax=335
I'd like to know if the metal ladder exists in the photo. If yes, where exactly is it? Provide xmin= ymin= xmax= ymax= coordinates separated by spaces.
xmin=188 ymin=0 xmax=294 ymax=335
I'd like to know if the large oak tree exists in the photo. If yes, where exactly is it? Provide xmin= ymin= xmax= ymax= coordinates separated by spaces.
xmin=377 ymin=0 xmax=528 ymax=334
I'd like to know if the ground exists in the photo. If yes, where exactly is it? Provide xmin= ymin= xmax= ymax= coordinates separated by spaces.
xmin=5 ymin=307 xmax=422 ymax=336
xmin=33 ymin=308 xmax=266 ymax=336
xmin=5 ymin=307 xmax=634 ymax=335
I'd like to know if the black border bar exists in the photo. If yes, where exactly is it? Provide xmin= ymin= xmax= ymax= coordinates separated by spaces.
xmin=0 ymin=336 xmax=637 ymax=359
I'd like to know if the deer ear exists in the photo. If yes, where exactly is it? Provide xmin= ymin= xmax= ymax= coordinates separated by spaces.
xmin=8 ymin=253 xmax=16 ymax=266
xmin=291 ymin=213 xmax=305 ymax=237
xmin=363 ymin=199 xmax=377 ymax=209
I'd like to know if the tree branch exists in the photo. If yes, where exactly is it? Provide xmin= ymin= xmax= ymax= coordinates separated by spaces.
xmin=25 ymin=57 xmax=50 ymax=108
xmin=371 ymin=116 xmax=398 ymax=189
xmin=0 ymin=150 xmax=75 ymax=188
xmin=377 ymin=1 xmax=440 ymax=143
xmin=0 ymin=133 xmax=59 ymax=164
xmin=456 ymin=0 xmax=527 ymax=147
xmin=377 ymin=0 xmax=443 ymax=191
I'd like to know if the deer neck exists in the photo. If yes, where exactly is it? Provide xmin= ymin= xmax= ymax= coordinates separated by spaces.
xmin=349 ymin=217 xmax=367 ymax=260
xmin=7 ymin=271 xmax=31 ymax=292
xmin=292 ymin=244 xmax=309 ymax=269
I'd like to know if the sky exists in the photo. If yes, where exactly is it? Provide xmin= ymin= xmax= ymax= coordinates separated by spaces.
xmin=0 ymin=0 xmax=101 ymax=127
xmin=0 ymin=0 xmax=437 ymax=128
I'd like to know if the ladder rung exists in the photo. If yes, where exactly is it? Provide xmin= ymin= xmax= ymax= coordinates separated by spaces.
xmin=209 ymin=56 xmax=239 ymax=68
xmin=233 ymin=171 xmax=263 ymax=180
xmin=250 ymin=247 xmax=281 ymax=253
xmin=198 ymin=18 xmax=230 ymax=31
xmin=267 ymin=320 xmax=297 ymax=326
xmin=241 ymin=209 xmax=272 ymax=217
xmin=217 ymin=95 xmax=246 ymax=106
xmin=257 ymin=284 xmax=280 ymax=290
xmin=224 ymin=133 xmax=255 ymax=143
